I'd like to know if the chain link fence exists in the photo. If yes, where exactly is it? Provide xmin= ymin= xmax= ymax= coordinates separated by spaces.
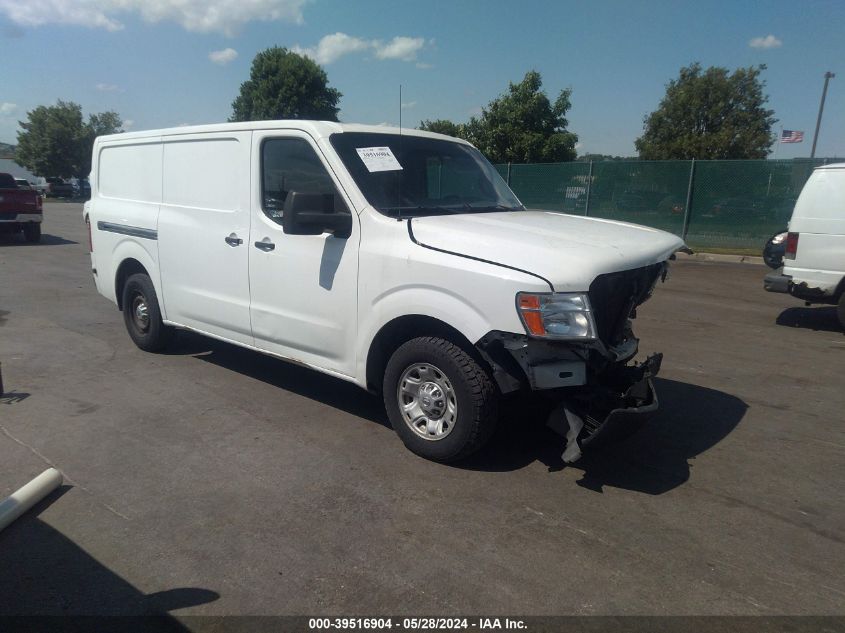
xmin=496 ymin=158 xmax=839 ymax=250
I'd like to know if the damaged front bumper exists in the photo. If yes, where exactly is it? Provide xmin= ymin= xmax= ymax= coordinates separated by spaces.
xmin=547 ymin=353 xmax=662 ymax=463
xmin=476 ymin=261 xmax=671 ymax=462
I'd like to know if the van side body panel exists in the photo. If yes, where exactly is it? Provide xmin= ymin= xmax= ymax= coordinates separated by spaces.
xmin=157 ymin=131 xmax=254 ymax=344
xmin=90 ymin=137 xmax=163 ymax=309
xmin=785 ymin=166 xmax=845 ymax=296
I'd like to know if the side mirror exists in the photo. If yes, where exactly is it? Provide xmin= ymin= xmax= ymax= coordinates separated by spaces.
xmin=282 ymin=192 xmax=352 ymax=239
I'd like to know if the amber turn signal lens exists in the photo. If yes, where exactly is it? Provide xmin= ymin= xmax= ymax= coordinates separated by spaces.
xmin=522 ymin=311 xmax=545 ymax=335
xmin=518 ymin=294 xmax=540 ymax=310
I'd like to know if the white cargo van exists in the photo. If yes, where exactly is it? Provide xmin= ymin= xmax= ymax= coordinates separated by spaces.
xmin=84 ymin=121 xmax=684 ymax=462
xmin=764 ymin=162 xmax=845 ymax=328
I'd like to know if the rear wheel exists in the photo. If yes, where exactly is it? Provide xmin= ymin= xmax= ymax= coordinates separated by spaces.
xmin=23 ymin=223 xmax=41 ymax=243
xmin=383 ymin=336 xmax=498 ymax=462
xmin=121 ymin=273 xmax=173 ymax=352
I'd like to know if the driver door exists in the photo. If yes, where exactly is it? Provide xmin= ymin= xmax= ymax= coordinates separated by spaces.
xmin=248 ymin=131 xmax=359 ymax=377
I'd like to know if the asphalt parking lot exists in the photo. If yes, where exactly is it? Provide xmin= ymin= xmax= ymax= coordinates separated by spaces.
xmin=1 ymin=202 xmax=844 ymax=618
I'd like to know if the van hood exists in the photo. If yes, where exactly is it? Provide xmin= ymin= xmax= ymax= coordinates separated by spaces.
xmin=409 ymin=210 xmax=685 ymax=291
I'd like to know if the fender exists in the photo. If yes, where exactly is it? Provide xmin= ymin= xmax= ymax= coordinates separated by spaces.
xmin=355 ymin=284 xmax=495 ymax=385
xmin=109 ymin=238 xmax=165 ymax=319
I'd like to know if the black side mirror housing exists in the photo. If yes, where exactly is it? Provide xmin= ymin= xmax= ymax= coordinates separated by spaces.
xmin=282 ymin=192 xmax=352 ymax=239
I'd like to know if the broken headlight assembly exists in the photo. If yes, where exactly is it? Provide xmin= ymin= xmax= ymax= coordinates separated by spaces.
xmin=516 ymin=292 xmax=597 ymax=340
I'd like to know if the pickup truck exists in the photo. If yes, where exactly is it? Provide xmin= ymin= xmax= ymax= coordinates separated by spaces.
xmin=45 ymin=177 xmax=78 ymax=199
xmin=0 ymin=172 xmax=42 ymax=242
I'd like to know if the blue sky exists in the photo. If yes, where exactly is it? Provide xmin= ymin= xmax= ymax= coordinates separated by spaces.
xmin=1 ymin=0 xmax=843 ymax=158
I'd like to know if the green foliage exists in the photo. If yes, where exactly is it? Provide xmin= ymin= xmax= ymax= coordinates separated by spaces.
xmin=636 ymin=63 xmax=776 ymax=160
xmin=577 ymin=153 xmax=632 ymax=162
xmin=418 ymin=71 xmax=577 ymax=163
xmin=418 ymin=119 xmax=462 ymax=137
xmin=230 ymin=47 xmax=342 ymax=122
xmin=15 ymin=100 xmax=122 ymax=178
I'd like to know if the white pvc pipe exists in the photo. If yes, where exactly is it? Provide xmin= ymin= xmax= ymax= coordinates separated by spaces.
xmin=0 ymin=468 xmax=63 ymax=533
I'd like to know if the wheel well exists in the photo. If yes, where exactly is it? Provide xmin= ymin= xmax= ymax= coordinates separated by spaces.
xmin=365 ymin=315 xmax=482 ymax=393
xmin=115 ymin=258 xmax=149 ymax=311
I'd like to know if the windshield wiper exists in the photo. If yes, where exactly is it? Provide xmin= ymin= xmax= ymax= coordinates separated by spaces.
xmin=381 ymin=205 xmax=466 ymax=217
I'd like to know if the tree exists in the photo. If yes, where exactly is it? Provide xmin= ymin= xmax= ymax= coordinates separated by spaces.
xmin=15 ymin=100 xmax=123 ymax=178
xmin=419 ymin=71 xmax=577 ymax=163
xmin=418 ymin=119 xmax=462 ymax=137
xmin=230 ymin=47 xmax=341 ymax=122
xmin=473 ymin=71 xmax=578 ymax=163
xmin=635 ymin=63 xmax=776 ymax=160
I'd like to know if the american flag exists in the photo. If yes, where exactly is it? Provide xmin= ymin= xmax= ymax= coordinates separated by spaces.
xmin=781 ymin=130 xmax=804 ymax=143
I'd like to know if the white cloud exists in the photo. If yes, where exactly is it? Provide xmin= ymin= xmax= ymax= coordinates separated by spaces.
xmin=293 ymin=33 xmax=370 ymax=65
xmin=96 ymin=83 xmax=122 ymax=92
xmin=209 ymin=47 xmax=238 ymax=65
xmin=415 ymin=62 xmax=433 ymax=70
xmin=374 ymin=36 xmax=425 ymax=62
xmin=0 ymin=102 xmax=17 ymax=115
xmin=123 ymin=119 xmax=134 ymax=129
xmin=401 ymin=101 xmax=416 ymax=109
xmin=749 ymin=34 xmax=782 ymax=49
xmin=293 ymin=32 xmax=430 ymax=65
xmin=0 ymin=0 xmax=307 ymax=36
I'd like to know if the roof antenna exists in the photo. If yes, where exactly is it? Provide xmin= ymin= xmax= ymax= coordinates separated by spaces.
xmin=397 ymin=84 xmax=403 ymax=214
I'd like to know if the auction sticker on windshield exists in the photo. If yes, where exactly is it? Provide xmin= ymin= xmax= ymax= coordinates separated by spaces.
xmin=355 ymin=147 xmax=403 ymax=172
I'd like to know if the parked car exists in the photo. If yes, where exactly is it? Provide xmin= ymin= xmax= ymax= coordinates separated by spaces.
xmin=85 ymin=122 xmax=684 ymax=463
xmin=764 ymin=162 xmax=845 ymax=328
xmin=614 ymin=191 xmax=648 ymax=212
xmin=657 ymin=195 xmax=685 ymax=215
xmin=79 ymin=178 xmax=91 ymax=199
xmin=707 ymin=197 xmax=760 ymax=218
xmin=45 ymin=177 xmax=78 ymax=198
xmin=0 ymin=172 xmax=43 ymax=242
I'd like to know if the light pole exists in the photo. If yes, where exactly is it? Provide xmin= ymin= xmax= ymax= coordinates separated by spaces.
xmin=811 ymin=71 xmax=835 ymax=159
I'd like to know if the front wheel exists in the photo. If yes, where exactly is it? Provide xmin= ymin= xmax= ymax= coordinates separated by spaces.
xmin=383 ymin=337 xmax=498 ymax=462
xmin=121 ymin=273 xmax=173 ymax=352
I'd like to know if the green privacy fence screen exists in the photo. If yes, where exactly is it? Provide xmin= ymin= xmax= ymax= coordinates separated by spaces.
xmin=495 ymin=158 xmax=838 ymax=250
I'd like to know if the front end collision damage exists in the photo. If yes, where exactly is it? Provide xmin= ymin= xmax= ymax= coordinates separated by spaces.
xmin=476 ymin=261 xmax=670 ymax=463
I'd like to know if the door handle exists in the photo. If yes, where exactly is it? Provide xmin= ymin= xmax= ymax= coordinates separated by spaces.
xmin=254 ymin=239 xmax=275 ymax=252
xmin=224 ymin=233 xmax=243 ymax=246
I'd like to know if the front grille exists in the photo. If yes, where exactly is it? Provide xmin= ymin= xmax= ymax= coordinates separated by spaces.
xmin=589 ymin=263 xmax=663 ymax=346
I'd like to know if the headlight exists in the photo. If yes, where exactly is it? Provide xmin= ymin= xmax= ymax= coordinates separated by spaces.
xmin=516 ymin=292 xmax=597 ymax=340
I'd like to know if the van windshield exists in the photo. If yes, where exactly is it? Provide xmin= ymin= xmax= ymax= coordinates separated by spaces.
xmin=330 ymin=132 xmax=523 ymax=217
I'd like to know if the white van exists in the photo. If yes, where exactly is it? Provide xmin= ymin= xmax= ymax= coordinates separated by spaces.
xmin=764 ymin=162 xmax=845 ymax=328
xmin=84 ymin=121 xmax=684 ymax=462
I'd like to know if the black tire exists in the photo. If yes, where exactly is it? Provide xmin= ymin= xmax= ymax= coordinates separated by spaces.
xmin=121 ymin=273 xmax=173 ymax=352
xmin=23 ymin=223 xmax=41 ymax=243
xmin=383 ymin=336 xmax=498 ymax=462
xmin=837 ymin=293 xmax=845 ymax=330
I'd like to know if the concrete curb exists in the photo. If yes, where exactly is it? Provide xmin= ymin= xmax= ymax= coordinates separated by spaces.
xmin=677 ymin=252 xmax=765 ymax=265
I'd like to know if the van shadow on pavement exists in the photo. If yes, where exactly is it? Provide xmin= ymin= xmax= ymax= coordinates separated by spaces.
xmin=776 ymin=306 xmax=844 ymax=334
xmin=166 ymin=331 xmax=390 ymax=427
xmin=0 ymin=486 xmax=218 ymax=623
xmin=167 ymin=332 xmax=745 ymax=493
xmin=0 ymin=232 xmax=78 ymax=246
xmin=464 ymin=377 xmax=748 ymax=495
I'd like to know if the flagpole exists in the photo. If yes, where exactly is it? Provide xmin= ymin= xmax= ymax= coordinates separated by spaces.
xmin=767 ymin=126 xmax=783 ymax=197
xmin=772 ymin=125 xmax=783 ymax=160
